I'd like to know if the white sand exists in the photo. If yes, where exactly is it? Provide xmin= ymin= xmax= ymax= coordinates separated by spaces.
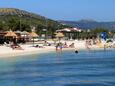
xmin=0 ymin=45 xmax=55 ymax=58
xmin=0 ymin=40 xmax=106 ymax=58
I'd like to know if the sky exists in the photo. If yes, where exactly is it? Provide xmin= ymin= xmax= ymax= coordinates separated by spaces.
xmin=0 ymin=0 xmax=115 ymax=21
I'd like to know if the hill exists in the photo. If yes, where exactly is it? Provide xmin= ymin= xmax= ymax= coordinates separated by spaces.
xmin=59 ymin=19 xmax=115 ymax=30
xmin=0 ymin=8 xmax=45 ymax=19
xmin=0 ymin=8 xmax=68 ymax=34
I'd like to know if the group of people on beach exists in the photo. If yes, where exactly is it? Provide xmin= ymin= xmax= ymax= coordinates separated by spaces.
xmin=55 ymin=42 xmax=75 ymax=51
xmin=85 ymin=38 xmax=102 ymax=49
xmin=3 ymin=38 xmax=115 ymax=52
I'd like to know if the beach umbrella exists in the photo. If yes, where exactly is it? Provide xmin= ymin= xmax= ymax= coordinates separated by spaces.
xmin=29 ymin=31 xmax=38 ymax=37
xmin=106 ymin=39 xmax=113 ymax=43
xmin=29 ymin=31 xmax=38 ymax=46
xmin=5 ymin=30 xmax=17 ymax=38
xmin=5 ymin=30 xmax=18 ymax=43
xmin=55 ymin=32 xmax=64 ymax=37
xmin=55 ymin=32 xmax=64 ymax=42
xmin=21 ymin=31 xmax=30 ymax=38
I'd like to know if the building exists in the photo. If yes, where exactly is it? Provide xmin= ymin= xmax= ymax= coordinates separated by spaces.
xmin=56 ymin=28 xmax=82 ymax=40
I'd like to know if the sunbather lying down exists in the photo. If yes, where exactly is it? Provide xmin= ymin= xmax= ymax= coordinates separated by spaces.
xmin=11 ymin=44 xmax=24 ymax=50
xmin=69 ymin=43 xmax=75 ymax=48
xmin=35 ymin=45 xmax=45 ymax=48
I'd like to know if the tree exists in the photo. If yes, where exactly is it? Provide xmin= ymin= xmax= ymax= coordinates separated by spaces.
xmin=91 ymin=28 xmax=108 ymax=34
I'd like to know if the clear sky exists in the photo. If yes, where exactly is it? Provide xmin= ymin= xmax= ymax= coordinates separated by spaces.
xmin=0 ymin=0 xmax=115 ymax=21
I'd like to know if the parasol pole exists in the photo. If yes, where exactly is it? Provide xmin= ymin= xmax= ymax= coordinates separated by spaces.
xmin=33 ymin=37 xmax=34 ymax=47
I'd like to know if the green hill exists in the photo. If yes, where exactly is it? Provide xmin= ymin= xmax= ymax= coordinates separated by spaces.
xmin=0 ymin=8 xmax=44 ymax=19
xmin=0 ymin=8 xmax=68 ymax=35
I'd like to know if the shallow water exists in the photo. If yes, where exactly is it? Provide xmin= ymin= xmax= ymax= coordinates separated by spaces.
xmin=0 ymin=50 xmax=115 ymax=86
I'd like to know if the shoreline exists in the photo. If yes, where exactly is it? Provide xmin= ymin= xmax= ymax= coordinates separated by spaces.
xmin=0 ymin=40 xmax=114 ymax=58
xmin=0 ymin=46 xmax=75 ymax=58
xmin=0 ymin=46 xmax=114 ymax=58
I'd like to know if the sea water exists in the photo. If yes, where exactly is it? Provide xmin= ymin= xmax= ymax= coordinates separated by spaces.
xmin=0 ymin=50 xmax=115 ymax=86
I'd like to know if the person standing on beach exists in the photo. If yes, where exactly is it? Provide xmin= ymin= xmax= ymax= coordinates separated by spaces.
xmin=85 ymin=39 xmax=90 ymax=50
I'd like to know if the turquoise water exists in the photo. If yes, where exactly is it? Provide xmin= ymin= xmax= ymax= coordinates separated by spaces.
xmin=0 ymin=50 xmax=115 ymax=86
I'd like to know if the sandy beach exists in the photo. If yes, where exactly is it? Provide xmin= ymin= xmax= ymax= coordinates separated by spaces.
xmin=0 ymin=40 xmax=109 ymax=58
xmin=0 ymin=45 xmax=75 ymax=58
xmin=0 ymin=44 xmax=55 ymax=58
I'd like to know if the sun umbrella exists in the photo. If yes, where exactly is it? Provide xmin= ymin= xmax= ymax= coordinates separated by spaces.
xmin=55 ymin=32 xmax=64 ymax=38
xmin=55 ymin=32 xmax=64 ymax=42
xmin=29 ymin=31 xmax=38 ymax=37
xmin=5 ymin=30 xmax=18 ymax=43
xmin=5 ymin=30 xmax=17 ymax=38
xmin=29 ymin=31 xmax=38 ymax=46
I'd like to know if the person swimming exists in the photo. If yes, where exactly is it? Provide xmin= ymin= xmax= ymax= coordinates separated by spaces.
xmin=75 ymin=50 xmax=78 ymax=53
